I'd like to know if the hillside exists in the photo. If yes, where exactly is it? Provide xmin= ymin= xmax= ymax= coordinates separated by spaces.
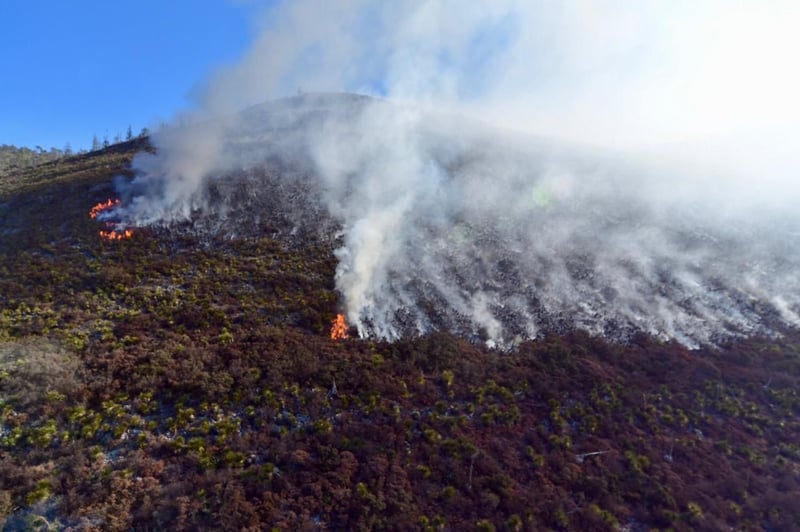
xmin=1 ymin=137 xmax=800 ymax=531
xmin=106 ymin=94 xmax=800 ymax=349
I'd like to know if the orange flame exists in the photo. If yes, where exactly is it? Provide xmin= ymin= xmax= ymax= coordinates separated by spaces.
xmin=99 ymin=229 xmax=133 ymax=241
xmin=89 ymin=198 xmax=133 ymax=241
xmin=89 ymin=198 xmax=120 ymax=219
xmin=330 ymin=314 xmax=349 ymax=340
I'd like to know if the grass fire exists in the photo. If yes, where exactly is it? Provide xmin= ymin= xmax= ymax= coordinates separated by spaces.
xmin=330 ymin=313 xmax=349 ymax=340
xmin=89 ymin=198 xmax=133 ymax=241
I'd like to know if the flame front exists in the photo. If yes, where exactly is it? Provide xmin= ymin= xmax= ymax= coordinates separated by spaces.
xmin=89 ymin=198 xmax=120 ymax=219
xmin=89 ymin=198 xmax=133 ymax=241
xmin=99 ymin=229 xmax=133 ymax=241
xmin=330 ymin=314 xmax=349 ymax=340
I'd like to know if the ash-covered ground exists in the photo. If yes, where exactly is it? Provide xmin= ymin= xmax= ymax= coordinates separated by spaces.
xmin=109 ymin=94 xmax=800 ymax=348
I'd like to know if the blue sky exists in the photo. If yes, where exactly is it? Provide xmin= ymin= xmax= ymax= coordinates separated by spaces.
xmin=0 ymin=0 xmax=261 ymax=150
xmin=2 ymin=0 xmax=797 ymax=187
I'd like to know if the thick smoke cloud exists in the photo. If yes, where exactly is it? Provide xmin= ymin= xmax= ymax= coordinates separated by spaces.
xmin=110 ymin=1 xmax=800 ymax=347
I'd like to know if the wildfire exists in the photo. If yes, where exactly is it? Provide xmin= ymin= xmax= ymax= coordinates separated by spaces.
xmin=89 ymin=198 xmax=120 ymax=219
xmin=99 ymin=229 xmax=133 ymax=241
xmin=89 ymin=198 xmax=133 ymax=241
xmin=330 ymin=314 xmax=349 ymax=340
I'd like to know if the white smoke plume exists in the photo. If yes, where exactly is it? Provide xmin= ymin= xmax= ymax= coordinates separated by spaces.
xmin=109 ymin=1 xmax=800 ymax=348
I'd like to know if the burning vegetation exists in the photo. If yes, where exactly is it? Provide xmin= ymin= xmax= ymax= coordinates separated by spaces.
xmin=89 ymin=198 xmax=132 ymax=241
xmin=88 ymin=198 xmax=119 ymax=219
xmin=330 ymin=313 xmax=349 ymax=340
xmin=98 ymin=229 xmax=133 ymax=241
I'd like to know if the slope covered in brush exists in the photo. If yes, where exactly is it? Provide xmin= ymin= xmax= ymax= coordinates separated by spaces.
xmin=100 ymin=94 xmax=800 ymax=348
xmin=0 ymin=137 xmax=799 ymax=530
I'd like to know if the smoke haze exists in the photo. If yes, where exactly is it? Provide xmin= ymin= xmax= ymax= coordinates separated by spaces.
xmin=109 ymin=1 xmax=800 ymax=347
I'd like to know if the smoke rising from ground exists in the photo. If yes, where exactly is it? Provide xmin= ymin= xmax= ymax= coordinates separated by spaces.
xmin=110 ymin=1 xmax=800 ymax=347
